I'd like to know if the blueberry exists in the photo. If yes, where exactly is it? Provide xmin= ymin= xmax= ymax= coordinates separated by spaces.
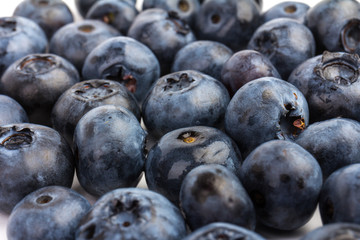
xmin=305 ymin=0 xmax=360 ymax=54
xmin=0 ymin=94 xmax=28 ymax=125
xmin=220 ymin=49 xmax=281 ymax=96
xmin=73 ymin=105 xmax=147 ymax=197
xmin=319 ymin=163 xmax=360 ymax=225
xmin=0 ymin=16 xmax=47 ymax=78
xmin=295 ymin=118 xmax=360 ymax=180
xmin=241 ymin=140 xmax=323 ymax=231
xmin=142 ymin=70 xmax=230 ymax=138
xmin=74 ymin=0 xmax=98 ymax=17
xmin=75 ymin=187 xmax=187 ymax=240
xmin=288 ymin=51 xmax=360 ymax=123
xmin=183 ymin=222 xmax=266 ymax=240
xmin=49 ymin=19 xmax=120 ymax=72
xmin=13 ymin=0 xmax=74 ymax=40
xmin=51 ymin=79 xmax=140 ymax=147
xmin=261 ymin=1 xmax=310 ymax=24
xmin=145 ymin=125 xmax=242 ymax=205
xmin=0 ymin=123 xmax=74 ymax=214
xmin=248 ymin=18 xmax=316 ymax=79
xmin=142 ymin=0 xmax=200 ymax=28
xmin=300 ymin=223 xmax=360 ymax=240
xmin=179 ymin=164 xmax=256 ymax=231
xmin=82 ymin=36 xmax=160 ymax=103
xmin=171 ymin=40 xmax=233 ymax=81
xmin=225 ymin=77 xmax=309 ymax=157
xmin=127 ymin=8 xmax=196 ymax=75
xmin=7 ymin=186 xmax=91 ymax=240
xmin=86 ymin=0 xmax=138 ymax=35
xmin=194 ymin=0 xmax=261 ymax=51
xmin=0 ymin=53 xmax=80 ymax=126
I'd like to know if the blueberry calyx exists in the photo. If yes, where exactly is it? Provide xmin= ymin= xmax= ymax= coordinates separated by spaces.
xmin=341 ymin=18 xmax=360 ymax=54
xmin=284 ymin=5 xmax=297 ymax=14
xmin=16 ymin=55 xmax=57 ymax=74
xmin=0 ymin=18 xmax=17 ymax=37
xmin=254 ymin=30 xmax=279 ymax=58
xmin=0 ymin=126 xmax=34 ymax=150
xmin=177 ymin=131 xmax=201 ymax=144
xmin=178 ymin=0 xmax=190 ymax=12
xmin=167 ymin=11 xmax=190 ymax=35
xmin=163 ymin=73 xmax=195 ymax=92
xmin=102 ymin=64 xmax=137 ymax=93
xmin=314 ymin=51 xmax=360 ymax=86
xmin=277 ymin=103 xmax=306 ymax=140
xmin=102 ymin=12 xmax=116 ymax=24
xmin=78 ymin=24 xmax=95 ymax=33
xmin=36 ymin=195 xmax=53 ymax=205
xmin=36 ymin=0 xmax=50 ymax=6
xmin=73 ymin=81 xmax=117 ymax=101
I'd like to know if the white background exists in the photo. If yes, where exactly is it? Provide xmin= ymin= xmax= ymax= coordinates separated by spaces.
xmin=0 ymin=0 xmax=320 ymax=240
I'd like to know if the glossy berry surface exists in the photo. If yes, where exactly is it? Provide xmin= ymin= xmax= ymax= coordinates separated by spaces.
xmin=74 ymin=105 xmax=147 ymax=197
xmin=180 ymin=164 xmax=256 ymax=231
xmin=13 ymin=0 xmax=74 ymax=40
xmin=319 ymin=163 xmax=360 ymax=225
xmin=0 ymin=123 xmax=74 ymax=214
xmin=241 ymin=140 xmax=322 ymax=231
xmin=195 ymin=0 xmax=261 ymax=51
xmin=220 ymin=49 xmax=281 ymax=96
xmin=145 ymin=125 xmax=242 ymax=205
xmin=7 ymin=186 xmax=91 ymax=240
xmin=0 ymin=94 xmax=28 ymax=125
xmin=300 ymin=223 xmax=360 ymax=240
xmin=295 ymin=118 xmax=360 ymax=179
xmin=76 ymin=187 xmax=187 ymax=240
xmin=50 ymin=19 xmax=120 ymax=72
xmin=248 ymin=18 xmax=315 ymax=79
xmin=0 ymin=16 xmax=47 ymax=78
xmin=142 ymin=70 xmax=230 ymax=138
xmin=171 ymin=40 xmax=233 ymax=81
xmin=86 ymin=0 xmax=138 ymax=35
xmin=51 ymin=79 xmax=140 ymax=146
xmin=288 ymin=51 xmax=360 ymax=123
xmin=82 ymin=36 xmax=160 ymax=102
xmin=128 ymin=8 xmax=196 ymax=75
xmin=0 ymin=53 xmax=80 ymax=126
xmin=183 ymin=222 xmax=266 ymax=240
xmin=225 ymin=77 xmax=309 ymax=157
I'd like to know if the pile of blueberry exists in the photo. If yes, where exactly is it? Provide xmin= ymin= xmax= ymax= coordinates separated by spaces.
xmin=1 ymin=0 xmax=360 ymax=239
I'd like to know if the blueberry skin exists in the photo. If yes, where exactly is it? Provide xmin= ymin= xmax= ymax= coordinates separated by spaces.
xmin=295 ymin=118 xmax=360 ymax=180
xmin=220 ymin=49 xmax=281 ymax=97
xmin=75 ymin=0 xmax=98 ymax=17
xmin=145 ymin=125 xmax=242 ymax=205
xmin=128 ymin=8 xmax=196 ymax=75
xmin=50 ymin=20 xmax=120 ymax=72
xmin=0 ymin=94 xmax=28 ymax=125
xmin=248 ymin=18 xmax=316 ymax=79
xmin=74 ymin=105 xmax=147 ymax=197
xmin=261 ymin=1 xmax=310 ymax=24
xmin=86 ymin=0 xmax=138 ymax=35
xmin=171 ymin=40 xmax=233 ymax=81
xmin=183 ymin=222 xmax=266 ymax=240
xmin=13 ymin=0 xmax=74 ymax=40
xmin=288 ymin=51 xmax=360 ymax=123
xmin=241 ymin=140 xmax=323 ymax=231
xmin=142 ymin=70 xmax=230 ymax=138
xmin=319 ymin=163 xmax=360 ymax=225
xmin=225 ymin=77 xmax=309 ymax=157
xmin=195 ymin=0 xmax=261 ymax=51
xmin=300 ymin=223 xmax=360 ymax=240
xmin=0 ymin=16 xmax=47 ymax=78
xmin=305 ymin=0 xmax=360 ymax=54
xmin=0 ymin=123 xmax=74 ymax=214
xmin=7 ymin=186 xmax=91 ymax=240
xmin=82 ymin=36 xmax=160 ymax=103
xmin=142 ymin=0 xmax=200 ymax=28
xmin=180 ymin=164 xmax=255 ymax=231
xmin=0 ymin=53 xmax=80 ymax=126
xmin=76 ymin=187 xmax=187 ymax=240
xmin=51 ymin=79 xmax=140 ymax=146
